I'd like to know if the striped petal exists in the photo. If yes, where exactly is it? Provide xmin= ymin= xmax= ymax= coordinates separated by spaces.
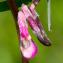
xmin=18 ymin=11 xmax=38 ymax=59
xmin=22 ymin=4 xmax=51 ymax=46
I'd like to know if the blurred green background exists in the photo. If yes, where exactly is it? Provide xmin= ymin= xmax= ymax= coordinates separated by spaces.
xmin=0 ymin=0 xmax=63 ymax=63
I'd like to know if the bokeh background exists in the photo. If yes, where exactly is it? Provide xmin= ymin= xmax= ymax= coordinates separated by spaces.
xmin=0 ymin=0 xmax=63 ymax=63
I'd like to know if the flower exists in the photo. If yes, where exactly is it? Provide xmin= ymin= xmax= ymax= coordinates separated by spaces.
xmin=18 ymin=11 xmax=38 ymax=59
xmin=22 ymin=4 xmax=51 ymax=46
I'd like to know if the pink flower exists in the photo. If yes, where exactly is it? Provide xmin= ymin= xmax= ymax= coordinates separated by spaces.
xmin=22 ymin=4 xmax=51 ymax=46
xmin=18 ymin=11 xmax=38 ymax=59
xmin=20 ymin=40 xmax=38 ymax=59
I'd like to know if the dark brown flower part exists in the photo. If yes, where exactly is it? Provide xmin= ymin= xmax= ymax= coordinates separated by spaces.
xmin=32 ymin=0 xmax=40 ymax=5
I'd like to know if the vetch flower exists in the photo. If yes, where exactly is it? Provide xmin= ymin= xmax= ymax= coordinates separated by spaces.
xmin=18 ymin=11 xmax=38 ymax=59
xmin=22 ymin=4 xmax=51 ymax=46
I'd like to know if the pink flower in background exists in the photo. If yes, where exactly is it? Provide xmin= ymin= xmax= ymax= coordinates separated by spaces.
xmin=22 ymin=4 xmax=51 ymax=46
xmin=29 ymin=4 xmax=51 ymax=46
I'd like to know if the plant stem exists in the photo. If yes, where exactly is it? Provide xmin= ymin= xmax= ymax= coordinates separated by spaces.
xmin=7 ymin=0 xmax=29 ymax=63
